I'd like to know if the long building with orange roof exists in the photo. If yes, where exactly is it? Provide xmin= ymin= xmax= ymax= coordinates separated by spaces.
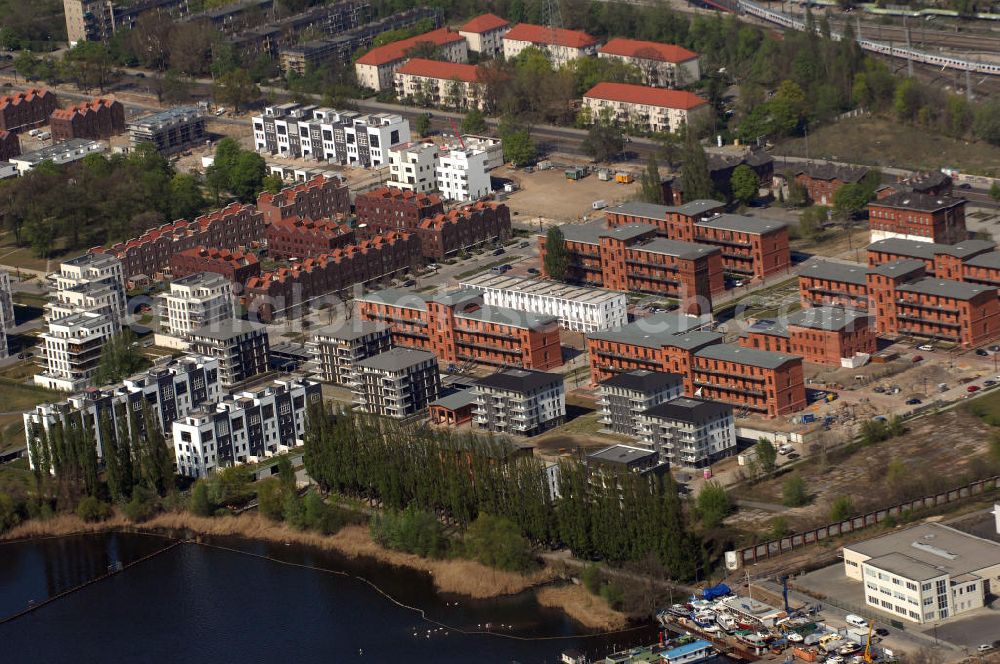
xmin=502 ymin=23 xmax=598 ymax=66
xmin=355 ymin=186 xmax=445 ymax=236
xmin=582 ymin=82 xmax=710 ymax=134
xmin=394 ymin=58 xmax=484 ymax=110
xmin=49 ymin=98 xmax=125 ymax=141
xmin=458 ymin=13 xmax=510 ymax=56
xmin=597 ymin=37 xmax=701 ymax=87
xmin=256 ymin=174 xmax=350 ymax=225
xmin=93 ymin=203 xmax=265 ymax=278
xmin=170 ymin=246 xmax=261 ymax=284
xmin=354 ymin=27 xmax=469 ymax=92
xmin=244 ymin=230 xmax=422 ymax=321
xmin=0 ymin=89 xmax=57 ymax=132
xmin=413 ymin=201 xmax=511 ymax=260
xmin=266 ymin=217 xmax=355 ymax=259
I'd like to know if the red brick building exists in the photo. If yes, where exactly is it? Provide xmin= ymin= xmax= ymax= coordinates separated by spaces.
xmin=414 ymin=202 xmax=511 ymax=260
xmin=740 ymin=307 xmax=876 ymax=366
xmin=868 ymin=191 xmax=967 ymax=245
xmin=49 ymin=98 xmax=125 ymax=141
xmin=354 ymin=187 xmax=444 ymax=237
xmin=94 ymin=203 xmax=265 ymax=278
xmin=256 ymin=175 xmax=350 ymax=225
xmin=539 ymin=220 xmax=722 ymax=315
xmin=876 ymin=171 xmax=953 ymax=199
xmin=692 ymin=345 xmax=806 ymax=418
xmin=798 ymin=259 xmax=872 ymax=310
xmin=603 ymin=202 xmax=790 ymax=281
xmin=245 ymin=231 xmax=422 ymax=322
xmin=866 ymin=237 xmax=994 ymax=280
xmin=0 ymin=89 xmax=57 ymax=132
xmin=357 ymin=287 xmax=563 ymax=370
xmin=791 ymin=163 xmax=870 ymax=206
xmin=0 ymin=130 xmax=20 ymax=161
xmin=266 ymin=217 xmax=355 ymax=259
xmin=170 ymin=246 xmax=261 ymax=284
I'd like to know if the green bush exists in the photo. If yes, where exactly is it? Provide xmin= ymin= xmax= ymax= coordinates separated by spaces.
xmin=782 ymin=475 xmax=809 ymax=507
xmin=696 ymin=481 xmax=731 ymax=528
xmin=0 ymin=492 xmax=21 ymax=532
xmin=256 ymin=477 xmax=286 ymax=521
xmin=463 ymin=514 xmax=534 ymax=573
xmin=123 ymin=486 xmax=160 ymax=523
xmin=189 ymin=480 xmax=214 ymax=517
xmin=599 ymin=582 xmax=625 ymax=610
xmin=581 ymin=564 xmax=601 ymax=594
xmin=76 ymin=496 xmax=112 ymax=523
xmin=371 ymin=505 xmax=448 ymax=558
xmin=830 ymin=495 xmax=855 ymax=522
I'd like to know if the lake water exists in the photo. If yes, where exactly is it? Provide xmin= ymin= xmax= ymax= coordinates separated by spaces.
xmin=0 ymin=532 xmax=663 ymax=663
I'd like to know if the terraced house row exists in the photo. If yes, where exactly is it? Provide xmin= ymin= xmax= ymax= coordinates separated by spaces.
xmin=356 ymin=288 xmax=562 ymax=371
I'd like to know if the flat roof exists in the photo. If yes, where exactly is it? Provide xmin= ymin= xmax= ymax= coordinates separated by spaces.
xmin=864 ymin=552 xmax=948 ymax=582
xmin=358 ymin=288 xmax=429 ymax=311
xmin=130 ymin=106 xmax=202 ymax=128
xmin=695 ymin=213 xmax=785 ymax=234
xmin=868 ymin=258 xmax=926 ymax=278
xmin=475 ymin=368 xmax=562 ymax=393
xmin=695 ymin=343 xmax=800 ymax=369
xmin=643 ymin=396 xmax=732 ymax=423
xmin=429 ymin=388 xmax=478 ymax=410
xmin=799 ymin=259 xmax=869 ymax=286
xmin=587 ymin=312 xmax=721 ymax=350
xmin=457 ymin=304 xmax=557 ymax=329
xmin=172 ymin=271 xmax=230 ymax=289
xmin=600 ymin=369 xmax=684 ymax=393
xmin=14 ymin=138 xmax=105 ymax=165
xmin=786 ymin=307 xmax=872 ymax=332
xmin=312 ymin=319 xmax=387 ymax=341
xmin=605 ymin=201 xmax=670 ymax=219
xmin=430 ymin=288 xmax=482 ymax=308
xmin=460 ymin=273 xmax=625 ymax=306
xmin=63 ymin=252 xmax=118 ymax=269
xmin=867 ymin=237 xmax=995 ymax=260
xmin=355 ymin=346 xmax=436 ymax=371
xmin=897 ymin=277 xmax=995 ymax=301
xmin=588 ymin=444 xmax=658 ymax=465
xmin=190 ymin=319 xmax=265 ymax=340
xmin=847 ymin=522 xmax=1000 ymax=579
xmin=639 ymin=238 xmax=719 ymax=260
xmin=557 ymin=220 xmax=656 ymax=245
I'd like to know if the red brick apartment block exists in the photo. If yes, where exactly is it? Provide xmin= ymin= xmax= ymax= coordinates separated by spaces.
xmin=792 ymin=163 xmax=869 ymax=206
xmin=740 ymin=307 xmax=876 ymax=366
xmin=266 ymin=217 xmax=355 ymax=259
xmin=538 ymin=220 xmax=722 ymax=315
xmin=0 ymin=89 xmax=57 ymax=132
xmin=245 ymin=231 xmax=421 ymax=322
xmin=357 ymin=288 xmax=562 ymax=370
xmin=691 ymin=345 xmax=806 ymax=418
xmin=798 ymin=259 xmax=872 ymax=310
xmin=415 ymin=201 xmax=511 ymax=260
xmin=49 ymin=98 xmax=125 ymax=141
xmin=603 ymin=201 xmax=789 ymax=281
xmin=93 ymin=203 xmax=265 ymax=278
xmin=0 ymin=130 xmax=20 ymax=161
xmin=170 ymin=246 xmax=261 ymax=284
xmin=256 ymin=174 xmax=350 ymax=225
xmin=354 ymin=187 xmax=444 ymax=236
xmin=876 ymin=171 xmax=953 ymax=199
xmin=868 ymin=191 xmax=967 ymax=245
xmin=866 ymin=237 xmax=994 ymax=281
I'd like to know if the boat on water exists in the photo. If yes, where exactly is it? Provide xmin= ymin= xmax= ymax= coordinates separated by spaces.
xmin=661 ymin=639 xmax=716 ymax=664
xmin=692 ymin=611 xmax=716 ymax=628
xmin=838 ymin=642 xmax=862 ymax=656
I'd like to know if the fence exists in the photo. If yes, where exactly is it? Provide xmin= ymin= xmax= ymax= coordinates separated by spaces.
xmin=732 ymin=474 xmax=1000 ymax=567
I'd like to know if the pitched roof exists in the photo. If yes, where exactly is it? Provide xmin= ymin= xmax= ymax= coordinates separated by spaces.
xmin=598 ymin=37 xmax=698 ymax=63
xmin=867 ymin=237 xmax=994 ymax=261
xmin=786 ymin=306 xmax=872 ymax=332
xmin=557 ymin=220 xmax=657 ymax=245
xmin=503 ymin=23 xmax=598 ymax=49
xmin=355 ymin=27 xmax=466 ymax=66
xmin=695 ymin=213 xmax=785 ymax=235
xmin=475 ymin=368 xmax=563 ymax=393
xmin=695 ymin=343 xmax=801 ymax=369
xmin=643 ymin=396 xmax=732 ymax=423
xmin=396 ymin=58 xmax=479 ymax=83
xmin=869 ymin=190 xmax=966 ymax=213
xmin=460 ymin=13 xmax=509 ymax=34
xmin=799 ymin=259 xmax=869 ymax=286
xmin=897 ymin=277 xmax=996 ymax=301
xmin=639 ymin=238 xmax=720 ymax=260
xmin=794 ymin=162 xmax=869 ymax=183
xmin=600 ymin=369 xmax=684 ymax=393
xmin=584 ymin=82 xmax=708 ymax=110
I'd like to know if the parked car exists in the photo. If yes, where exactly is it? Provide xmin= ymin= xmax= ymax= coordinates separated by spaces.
xmin=875 ymin=628 xmax=889 ymax=637
xmin=912 ymin=355 xmax=924 ymax=362
xmin=518 ymin=241 xmax=530 ymax=248
xmin=786 ymin=452 xmax=800 ymax=461
xmin=978 ymin=645 xmax=993 ymax=653
xmin=976 ymin=349 xmax=989 ymax=356
xmin=986 ymin=380 xmax=997 ymax=387
xmin=778 ymin=444 xmax=794 ymax=455
xmin=873 ymin=386 xmax=886 ymax=393
xmin=918 ymin=344 xmax=934 ymax=351
xmin=493 ymin=247 xmax=505 ymax=256
xmin=968 ymin=385 xmax=981 ymax=393
xmin=402 ymin=279 xmax=416 ymax=287
xmin=527 ymin=267 xmax=539 ymax=274
xmin=905 ymin=398 xmax=922 ymax=405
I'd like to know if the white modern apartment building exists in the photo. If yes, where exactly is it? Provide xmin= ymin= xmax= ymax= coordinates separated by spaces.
xmin=351 ymin=347 xmax=441 ymax=418
xmin=460 ymin=273 xmax=627 ymax=332
xmin=844 ymin=523 xmax=1000 ymax=624
xmin=597 ymin=369 xmax=684 ymax=437
xmin=460 ymin=135 xmax=503 ymax=171
xmin=253 ymin=104 xmax=411 ymax=167
xmin=173 ymin=378 xmax=321 ymax=478
xmin=582 ymin=82 xmax=711 ymax=134
xmin=458 ymin=13 xmax=510 ymax=57
xmin=25 ymin=355 xmax=222 ymax=468
xmin=387 ymin=141 xmax=439 ymax=194
xmin=34 ymin=311 xmax=119 ymax=391
xmin=0 ymin=270 xmax=13 ymax=359
xmin=161 ymin=272 xmax=236 ymax=338
xmin=473 ymin=368 xmax=565 ymax=437
xmin=638 ymin=397 xmax=736 ymax=468
xmin=502 ymin=23 xmax=599 ymax=67
xmin=47 ymin=253 xmax=127 ymax=325
xmin=306 ymin=319 xmax=392 ymax=385
xmin=597 ymin=38 xmax=701 ymax=88
xmin=436 ymin=147 xmax=491 ymax=201
xmin=354 ymin=27 xmax=468 ymax=92
xmin=393 ymin=58 xmax=484 ymax=110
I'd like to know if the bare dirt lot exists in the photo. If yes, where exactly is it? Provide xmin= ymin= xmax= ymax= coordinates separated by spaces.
xmin=497 ymin=166 xmax=641 ymax=225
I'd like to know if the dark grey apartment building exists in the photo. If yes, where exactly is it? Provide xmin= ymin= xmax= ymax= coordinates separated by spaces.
xmin=190 ymin=319 xmax=271 ymax=389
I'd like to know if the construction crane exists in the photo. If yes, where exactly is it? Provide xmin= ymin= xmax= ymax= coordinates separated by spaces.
xmin=863 ymin=620 xmax=876 ymax=663
xmin=448 ymin=117 xmax=465 ymax=148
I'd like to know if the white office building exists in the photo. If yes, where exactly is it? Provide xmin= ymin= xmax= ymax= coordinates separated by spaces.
xmin=47 ymin=253 xmax=127 ymax=325
xmin=460 ymin=273 xmax=627 ymax=332
xmin=844 ymin=522 xmax=1000 ymax=624
xmin=436 ymin=147 xmax=491 ymax=201
xmin=638 ymin=397 xmax=736 ymax=468
xmin=161 ymin=272 xmax=236 ymax=338
xmin=473 ymin=369 xmax=565 ymax=437
xmin=0 ymin=270 xmax=13 ymax=359
xmin=387 ymin=141 xmax=439 ymax=194
xmin=34 ymin=311 xmax=117 ymax=392
xmin=173 ymin=378 xmax=321 ymax=478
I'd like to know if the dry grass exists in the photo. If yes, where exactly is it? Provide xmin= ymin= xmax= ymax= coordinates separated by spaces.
xmin=535 ymin=584 xmax=628 ymax=631
xmin=2 ymin=512 xmax=555 ymax=599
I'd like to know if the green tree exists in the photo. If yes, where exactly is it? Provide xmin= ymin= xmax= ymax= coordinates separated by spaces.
xmin=262 ymin=173 xmax=284 ymax=195
xmin=860 ymin=418 xmax=890 ymax=445
xmin=680 ymin=131 xmax=713 ymax=201
xmin=990 ymin=182 xmax=1000 ymax=203
xmin=94 ymin=332 xmax=149 ymax=386
xmin=227 ymin=151 xmax=267 ymax=203
xmin=973 ymin=101 xmax=1000 ymax=146
xmin=798 ymin=206 xmax=828 ymax=239
xmin=782 ymin=475 xmax=809 ymax=507
xmin=503 ymin=130 xmax=536 ymax=167
xmin=169 ymin=173 xmax=206 ymax=221
xmin=830 ymin=495 xmax=855 ymax=521
xmin=543 ymin=226 xmax=569 ymax=281
xmin=833 ymin=183 xmax=872 ymax=220
xmin=464 ymin=514 xmax=534 ymax=573
xmin=695 ymin=481 xmax=730 ymax=528
xmin=76 ymin=496 xmax=112 ymax=522
xmin=893 ymin=79 xmax=921 ymax=122
xmin=190 ymin=480 xmax=214 ymax=517
xmin=755 ymin=438 xmax=778 ymax=474
xmin=257 ymin=477 xmax=286 ymax=521
xmin=582 ymin=121 xmax=623 ymax=163
xmin=123 ymin=486 xmax=159 ymax=522
xmin=0 ymin=492 xmax=21 ymax=533
xmin=213 ymin=69 xmax=260 ymax=112
xmin=414 ymin=113 xmax=431 ymax=137
xmin=640 ymin=155 xmax=664 ymax=204
xmin=770 ymin=515 xmax=790 ymax=539
xmin=461 ymin=109 xmax=487 ymax=134
xmin=730 ymin=165 xmax=759 ymax=205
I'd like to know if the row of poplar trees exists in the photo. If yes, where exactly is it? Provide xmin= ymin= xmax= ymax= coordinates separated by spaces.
xmin=303 ymin=403 xmax=704 ymax=581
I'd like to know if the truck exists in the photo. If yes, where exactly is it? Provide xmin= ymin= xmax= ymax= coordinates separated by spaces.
xmin=592 ymin=200 xmax=607 ymax=210
xmin=565 ymin=166 xmax=588 ymax=180
xmin=615 ymin=171 xmax=634 ymax=184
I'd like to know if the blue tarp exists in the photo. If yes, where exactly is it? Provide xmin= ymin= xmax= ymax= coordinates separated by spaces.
xmin=702 ymin=583 xmax=732 ymax=600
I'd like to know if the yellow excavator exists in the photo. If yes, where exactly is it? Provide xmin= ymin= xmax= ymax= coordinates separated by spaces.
xmin=863 ymin=620 xmax=876 ymax=663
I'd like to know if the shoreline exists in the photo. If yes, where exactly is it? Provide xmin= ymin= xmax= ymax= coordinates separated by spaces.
xmin=2 ymin=511 xmax=624 ymax=630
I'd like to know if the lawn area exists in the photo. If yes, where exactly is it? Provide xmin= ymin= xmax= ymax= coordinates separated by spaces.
xmin=0 ymin=378 xmax=60 ymax=451
xmin=0 ymin=232 xmax=69 ymax=273
xmin=776 ymin=117 xmax=1000 ymax=177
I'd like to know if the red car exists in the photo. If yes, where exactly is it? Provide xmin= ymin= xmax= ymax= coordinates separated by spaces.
xmin=912 ymin=355 xmax=924 ymax=362
xmin=967 ymin=385 xmax=981 ymax=393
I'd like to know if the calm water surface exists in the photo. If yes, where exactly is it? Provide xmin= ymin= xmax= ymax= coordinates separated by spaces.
xmin=0 ymin=533 xmax=662 ymax=663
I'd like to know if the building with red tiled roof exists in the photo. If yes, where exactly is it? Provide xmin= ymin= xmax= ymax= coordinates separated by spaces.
xmin=266 ymin=217 xmax=355 ymax=259
xmin=170 ymin=246 xmax=261 ymax=284
xmin=0 ymin=89 xmax=57 ymax=132
xmin=598 ymin=38 xmax=700 ymax=87
xmin=394 ymin=58 xmax=484 ymax=110
xmin=502 ymin=23 xmax=598 ymax=66
xmin=256 ymin=174 xmax=350 ymax=225
xmin=0 ymin=130 xmax=20 ymax=161
xmin=94 ymin=203 xmax=265 ymax=278
xmin=355 ymin=27 xmax=469 ymax=91
xmin=459 ymin=13 xmax=510 ymax=57
xmin=582 ymin=82 xmax=710 ymax=134
xmin=49 ymin=98 xmax=125 ymax=141
xmin=244 ymin=230 xmax=422 ymax=322
xmin=413 ymin=201 xmax=511 ymax=260
xmin=355 ymin=186 xmax=445 ymax=237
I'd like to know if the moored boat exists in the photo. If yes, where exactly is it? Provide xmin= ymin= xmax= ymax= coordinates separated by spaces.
xmin=661 ymin=639 xmax=716 ymax=664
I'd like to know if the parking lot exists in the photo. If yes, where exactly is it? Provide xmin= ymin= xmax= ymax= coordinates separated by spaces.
xmin=495 ymin=164 xmax=641 ymax=224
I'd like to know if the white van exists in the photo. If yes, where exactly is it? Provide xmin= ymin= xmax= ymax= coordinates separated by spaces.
xmin=845 ymin=614 xmax=867 ymax=628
